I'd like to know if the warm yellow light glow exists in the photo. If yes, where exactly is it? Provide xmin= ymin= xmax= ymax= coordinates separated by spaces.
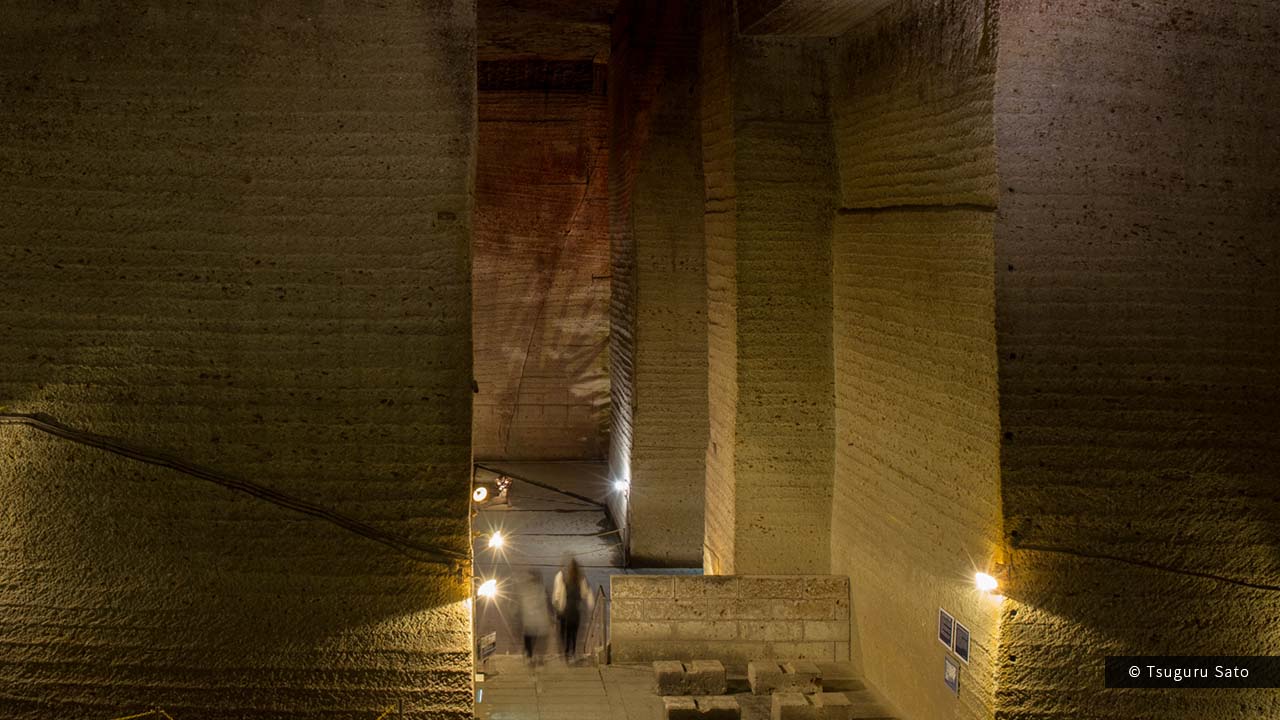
xmin=975 ymin=571 xmax=999 ymax=593
xmin=613 ymin=479 xmax=629 ymax=493
xmin=488 ymin=531 xmax=505 ymax=549
xmin=472 ymin=486 xmax=489 ymax=503
xmin=477 ymin=579 xmax=498 ymax=598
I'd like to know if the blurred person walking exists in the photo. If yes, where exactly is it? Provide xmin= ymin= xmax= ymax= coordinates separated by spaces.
xmin=516 ymin=570 xmax=552 ymax=665
xmin=552 ymin=555 xmax=592 ymax=663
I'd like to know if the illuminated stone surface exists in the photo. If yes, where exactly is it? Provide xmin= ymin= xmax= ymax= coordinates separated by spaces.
xmin=3 ymin=1 xmax=1278 ymax=719
xmin=994 ymin=2 xmax=1280 ymax=719
xmin=608 ymin=0 xmax=709 ymax=567
xmin=826 ymin=2 xmax=1001 ymax=719
xmin=0 ymin=2 xmax=476 ymax=717
xmin=613 ymin=576 xmax=850 ymax=668
xmin=699 ymin=0 xmax=836 ymax=576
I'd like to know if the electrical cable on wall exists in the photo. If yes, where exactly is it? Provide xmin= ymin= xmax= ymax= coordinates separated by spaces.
xmin=473 ymin=462 xmax=606 ymax=508
xmin=1012 ymin=544 xmax=1280 ymax=593
xmin=0 ymin=412 xmax=468 ymax=567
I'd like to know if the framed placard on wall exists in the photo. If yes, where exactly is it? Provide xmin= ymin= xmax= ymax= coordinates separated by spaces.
xmin=954 ymin=621 xmax=971 ymax=664
xmin=944 ymin=654 xmax=961 ymax=695
xmin=938 ymin=608 xmax=955 ymax=650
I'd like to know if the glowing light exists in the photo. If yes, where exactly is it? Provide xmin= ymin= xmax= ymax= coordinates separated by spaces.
xmin=472 ymin=486 xmax=489 ymax=503
xmin=975 ymin=571 xmax=999 ymax=593
xmin=477 ymin=579 xmax=498 ymax=598
xmin=488 ymin=531 xmax=505 ymax=549
xmin=613 ymin=479 xmax=629 ymax=493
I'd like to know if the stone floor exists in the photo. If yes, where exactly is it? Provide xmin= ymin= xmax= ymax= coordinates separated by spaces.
xmin=475 ymin=655 xmax=657 ymax=720
xmin=474 ymin=655 xmax=897 ymax=720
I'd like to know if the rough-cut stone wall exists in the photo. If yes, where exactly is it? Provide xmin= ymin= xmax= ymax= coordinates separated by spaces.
xmin=700 ymin=0 xmax=835 ymax=575
xmin=472 ymin=63 xmax=610 ymax=461
xmin=828 ymin=3 xmax=1001 ymax=719
xmin=0 ymin=3 xmax=475 ymax=718
xmin=995 ymin=2 xmax=1280 ymax=718
xmin=610 ymin=575 xmax=850 ymax=668
xmin=700 ymin=0 xmax=739 ymax=576
xmin=478 ymin=0 xmax=613 ymax=62
xmin=609 ymin=0 xmax=708 ymax=567
xmin=608 ymin=38 xmax=639 ymax=542
xmin=701 ymin=1 xmax=744 ymax=575
xmin=736 ymin=0 xmax=898 ymax=37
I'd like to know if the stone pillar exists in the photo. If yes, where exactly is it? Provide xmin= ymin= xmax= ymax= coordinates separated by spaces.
xmin=826 ymin=2 xmax=1002 ymax=719
xmin=609 ymin=0 xmax=709 ymax=567
xmin=700 ymin=0 xmax=836 ymax=575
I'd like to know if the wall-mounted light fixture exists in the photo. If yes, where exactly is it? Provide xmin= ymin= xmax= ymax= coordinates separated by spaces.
xmin=613 ymin=479 xmax=629 ymax=493
xmin=472 ymin=477 xmax=511 ymax=506
xmin=975 ymin=564 xmax=1008 ymax=594
xmin=487 ymin=531 xmax=505 ymax=550
xmin=477 ymin=578 xmax=498 ymax=599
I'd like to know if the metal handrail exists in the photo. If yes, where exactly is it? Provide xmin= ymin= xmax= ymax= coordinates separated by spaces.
xmin=110 ymin=704 xmax=398 ymax=719
xmin=581 ymin=583 xmax=610 ymax=664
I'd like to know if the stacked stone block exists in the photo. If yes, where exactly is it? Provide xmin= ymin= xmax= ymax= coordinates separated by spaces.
xmin=688 ymin=660 xmax=730 ymax=694
xmin=654 ymin=660 xmax=728 ymax=695
xmin=749 ymin=660 xmax=822 ymax=695
xmin=663 ymin=695 xmax=742 ymax=720
xmin=771 ymin=692 xmax=854 ymax=720
xmin=612 ymin=575 xmax=850 ymax=666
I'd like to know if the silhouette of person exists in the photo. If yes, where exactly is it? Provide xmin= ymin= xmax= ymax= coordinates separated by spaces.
xmin=517 ymin=570 xmax=551 ymax=665
xmin=552 ymin=554 xmax=593 ymax=662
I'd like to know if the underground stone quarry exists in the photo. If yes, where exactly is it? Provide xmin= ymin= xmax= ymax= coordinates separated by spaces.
xmin=1 ymin=1 xmax=1277 ymax=719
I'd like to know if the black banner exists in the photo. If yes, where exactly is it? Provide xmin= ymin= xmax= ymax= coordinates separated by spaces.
xmin=1105 ymin=657 xmax=1280 ymax=688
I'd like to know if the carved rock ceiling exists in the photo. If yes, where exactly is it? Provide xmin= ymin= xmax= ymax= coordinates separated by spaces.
xmin=478 ymin=0 xmax=617 ymax=61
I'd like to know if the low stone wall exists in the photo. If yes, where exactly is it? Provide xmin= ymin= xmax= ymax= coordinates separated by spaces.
xmin=609 ymin=575 xmax=850 ymax=667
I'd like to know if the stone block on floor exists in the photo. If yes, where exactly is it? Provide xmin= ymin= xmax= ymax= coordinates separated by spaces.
xmin=686 ymin=660 xmax=728 ymax=695
xmin=663 ymin=695 xmax=700 ymax=720
xmin=655 ymin=660 xmax=687 ymax=695
xmin=772 ymin=692 xmax=818 ymax=720
xmin=782 ymin=660 xmax=823 ymax=693
xmin=696 ymin=695 xmax=741 ymax=720
xmin=841 ymin=689 xmax=898 ymax=718
xmin=655 ymin=659 xmax=728 ymax=695
xmin=749 ymin=660 xmax=785 ymax=694
xmin=813 ymin=691 xmax=852 ymax=720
